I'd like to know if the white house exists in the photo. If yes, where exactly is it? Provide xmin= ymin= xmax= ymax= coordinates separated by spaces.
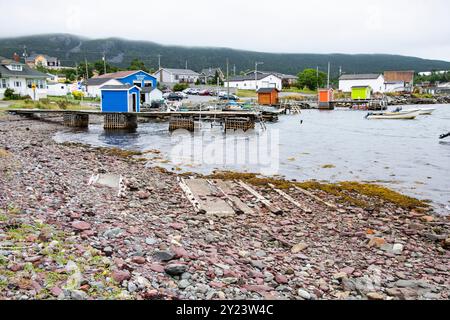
xmin=47 ymin=82 xmax=72 ymax=96
xmin=153 ymin=68 xmax=200 ymax=84
xmin=339 ymin=74 xmax=385 ymax=93
xmin=0 ymin=56 xmax=48 ymax=100
xmin=85 ymin=78 xmax=123 ymax=98
xmin=224 ymin=73 xmax=283 ymax=91
xmin=142 ymin=87 xmax=163 ymax=104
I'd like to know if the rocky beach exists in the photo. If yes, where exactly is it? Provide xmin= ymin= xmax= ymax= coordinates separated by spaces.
xmin=0 ymin=114 xmax=449 ymax=301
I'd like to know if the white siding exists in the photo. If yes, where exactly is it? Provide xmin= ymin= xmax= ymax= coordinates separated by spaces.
xmin=339 ymin=75 xmax=386 ymax=93
xmin=0 ymin=77 xmax=47 ymax=100
xmin=225 ymin=75 xmax=282 ymax=91
xmin=87 ymin=79 xmax=122 ymax=97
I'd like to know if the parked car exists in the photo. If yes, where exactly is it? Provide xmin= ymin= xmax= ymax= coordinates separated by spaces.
xmin=162 ymin=92 xmax=172 ymax=99
xmin=178 ymin=92 xmax=188 ymax=99
xmin=166 ymin=93 xmax=184 ymax=101
xmin=199 ymin=90 xmax=211 ymax=96
xmin=189 ymin=89 xmax=200 ymax=95
xmin=219 ymin=94 xmax=239 ymax=101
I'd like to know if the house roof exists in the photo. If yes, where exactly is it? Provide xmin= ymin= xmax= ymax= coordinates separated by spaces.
xmin=339 ymin=74 xmax=382 ymax=80
xmin=228 ymin=73 xmax=281 ymax=82
xmin=257 ymin=87 xmax=280 ymax=93
xmin=26 ymin=54 xmax=59 ymax=63
xmin=245 ymin=70 xmax=297 ymax=80
xmin=0 ymin=57 xmax=48 ymax=79
xmin=200 ymin=68 xmax=223 ymax=77
xmin=100 ymin=84 xmax=141 ymax=91
xmin=384 ymin=71 xmax=414 ymax=83
xmin=94 ymin=70 xmax=140 ymax=79
xmin=157 ymin=68 xmax=200 ymax=76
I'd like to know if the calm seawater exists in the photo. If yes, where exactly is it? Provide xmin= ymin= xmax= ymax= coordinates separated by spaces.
xmin=54 ymin=105 xmax=450 ymax=214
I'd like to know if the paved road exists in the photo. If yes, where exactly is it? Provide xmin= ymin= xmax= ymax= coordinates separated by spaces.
xmin=0 ymin=101 xmax=14 ymax=108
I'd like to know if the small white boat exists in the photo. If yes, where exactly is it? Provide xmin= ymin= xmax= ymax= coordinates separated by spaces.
xmin=366 ymin=110 xmax=420 ymax=120
xmin=393 ymin=107 xmax=436 ymax=115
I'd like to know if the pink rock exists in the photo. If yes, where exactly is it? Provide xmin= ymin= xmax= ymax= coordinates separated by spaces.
xmin=71 ymin=221 xmax=91 ymax=231
xmin=340 ymin=266 xmax=355 ymax=275
xmin=51 ymin=286 xmax=63 ymax=297
xmin=132 ymin=256 xmax=146 ymax=265
xmin=172 ymin=246 xmax=189 ymax=259
xmin=275 ymin=274 xmax=288 ymax=284
xmin=210 ymin=281 xmax=225 ymax=289
xmin=149 ymin=263 xmax=165 ymax=273
xmin=255 ymin=278 xmax=264 ymax=285
xmin=169 ymin=223 xmax=184 ymax=230
xmin=249 ymin=270 xmax=264 ymax=278
xmin=137 ymin=191 xmax=150 ymax=199
xmin=10 ymin=264 xmax=24 ymax=272
xmin=81 ymin=230 xmax=95 ymax=238
xmin=112 ymin=270 xmax=131 ymax=283
xmin=128 ymin=227 xmax=139 ymax=234
xmin=243 ymin=285 xmax=273 ymax=293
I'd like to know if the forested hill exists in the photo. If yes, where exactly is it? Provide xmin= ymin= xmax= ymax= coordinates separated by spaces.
xmin=1 ymin=34 xmax=449 ymax=76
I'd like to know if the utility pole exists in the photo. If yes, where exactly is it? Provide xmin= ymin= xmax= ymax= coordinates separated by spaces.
xmin=85 ymin=57 xmax=89 ymax=95
xmin=316 ymin=66 xmax=319 ymax=90
xmin=22 ymin=45 xmax=28 ymax=62
xmin=157 ymin=54 xmax=162 ymax=70
xmin=102 ymin=52 xmax=107 ymax=75
xmin=185 ymin=60 xmax=188 ymax=70
xmin=226 ymin=58 xmax=230 ymax=100
xmin=327 ymin=62 xmax=331 ymax=89
xmin=233 ymin=64 xmax=236 ymax=76
xmin=255 ymin=61 xmax=264 ymax=91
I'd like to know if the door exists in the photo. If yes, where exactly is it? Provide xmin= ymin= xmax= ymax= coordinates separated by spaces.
xmin=132 ymin=93 xmax=137 ymax=112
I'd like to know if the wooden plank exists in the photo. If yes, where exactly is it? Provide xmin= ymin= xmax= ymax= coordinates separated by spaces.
xmin=179 ymin=177 xmax=204 ymax=214
xmin=293 ymin=185 xmax=345 ymax=213
xmin=268 ymin=183 xmax=312 ymax=213
xmin=184 ymin=179 xmax=235 ymax=217
xmin=209 ymin=180 xmax=254 ymax=215
xmin=237 ymin=180 xmax=283 ymax=215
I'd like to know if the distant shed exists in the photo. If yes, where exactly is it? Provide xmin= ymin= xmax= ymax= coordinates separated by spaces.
xmin=101 ymin=84 xmax=141 ymax=113
xmin=318 ymin=88 xmax=334 ymax=108
xmin=351 ymin=86 xmax=372 ymax=100
xmin=257 ymin=87 xmax=280 ymax=105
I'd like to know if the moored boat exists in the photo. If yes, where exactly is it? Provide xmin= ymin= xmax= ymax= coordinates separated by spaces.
xmin=365 ymin=110 xmax=420 ymax=120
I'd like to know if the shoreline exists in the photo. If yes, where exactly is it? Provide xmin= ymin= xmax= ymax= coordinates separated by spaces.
xmin=0 ymin=115 xmax=449 ymax=300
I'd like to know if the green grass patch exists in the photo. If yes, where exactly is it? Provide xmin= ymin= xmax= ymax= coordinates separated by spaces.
xmin=283 ymin=87 xmax=317 ymax=95
xmin=236 ymin=89 xmax=257 ymax=98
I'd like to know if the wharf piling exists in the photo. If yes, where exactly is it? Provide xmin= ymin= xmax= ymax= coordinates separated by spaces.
xmin=63 ymin=114 xmax=89 ymax=128
xmin=104 ymin=114 xmax=138 ymax=130
xmin=169 ymin=116 xmax=195 ymax=132
xmin=225 ymin=117 xmax=255 ymax=132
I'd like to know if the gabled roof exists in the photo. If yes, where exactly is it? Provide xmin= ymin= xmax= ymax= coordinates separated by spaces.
xmin=94 ymin=70 xmax=140 ymax=79
xmin=0 ymin=56 xmax=48 ymax=79
xmin=339 ymin=74 xmax=382 ymax=80
xmin=246 ymin=70 xmax=297 ymax=80
xmin=228 ymin=73 xmax=282 ymax=82
xmin=100 ymin=84 xmax=141 ymax=91
xmin=257 ymin=87 xmax=280 ymax=93
xmin=200 ymin=68 xmax=223 ymax=77
xmin=26 ymin=54 xmax=59 ymax=63
xmin=156 ymin=68 xmax=200 ymax=76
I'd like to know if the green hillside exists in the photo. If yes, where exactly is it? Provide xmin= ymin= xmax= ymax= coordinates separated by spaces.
xmin=1 ymin=34 xmax=449 ymax=76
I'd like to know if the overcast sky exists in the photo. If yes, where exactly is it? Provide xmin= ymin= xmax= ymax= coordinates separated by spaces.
xmin=2 ymin=0 xmax=450 ymax=61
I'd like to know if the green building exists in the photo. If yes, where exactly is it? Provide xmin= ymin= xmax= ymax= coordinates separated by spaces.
xmin=351 ymin=86 xmax=372 ymax=100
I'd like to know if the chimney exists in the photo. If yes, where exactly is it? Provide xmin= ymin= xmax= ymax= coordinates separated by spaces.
xmin=13 ymin=53 xmax=20 ymax=62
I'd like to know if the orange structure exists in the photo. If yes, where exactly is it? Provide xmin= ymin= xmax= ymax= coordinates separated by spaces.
xmin=257 ymin=87 xmax=280 ymax=105
xmin=318 ymin=88 xmax=334 ymax=109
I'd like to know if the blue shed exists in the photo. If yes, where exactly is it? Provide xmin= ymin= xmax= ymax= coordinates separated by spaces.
xmin=101 ymin=85 xmax=142 ymax=113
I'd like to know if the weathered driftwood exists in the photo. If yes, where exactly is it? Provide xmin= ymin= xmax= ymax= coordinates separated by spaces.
xmin=237 ymin=180 xmax=283 ymax=215
xmin=293 ymin=185 xmax=345 ymax=213
xmin=178 ymin=177 xmax=204 ymax=214
xmin=268 ymin=183 xmax=312 ymax=213
xmin=206 ymin=180 xmax=243 ymax=215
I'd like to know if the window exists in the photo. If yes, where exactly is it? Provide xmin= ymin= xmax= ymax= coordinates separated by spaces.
xmin=14 ymin=81 xmax=22 ymax=88
xmin=10 ymin=64 xmax=23 ymax=71
xmin=27 ymin=80 xmax=33 ymax=88
xmin=0 ymin=79 xmax=6 ymax=88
